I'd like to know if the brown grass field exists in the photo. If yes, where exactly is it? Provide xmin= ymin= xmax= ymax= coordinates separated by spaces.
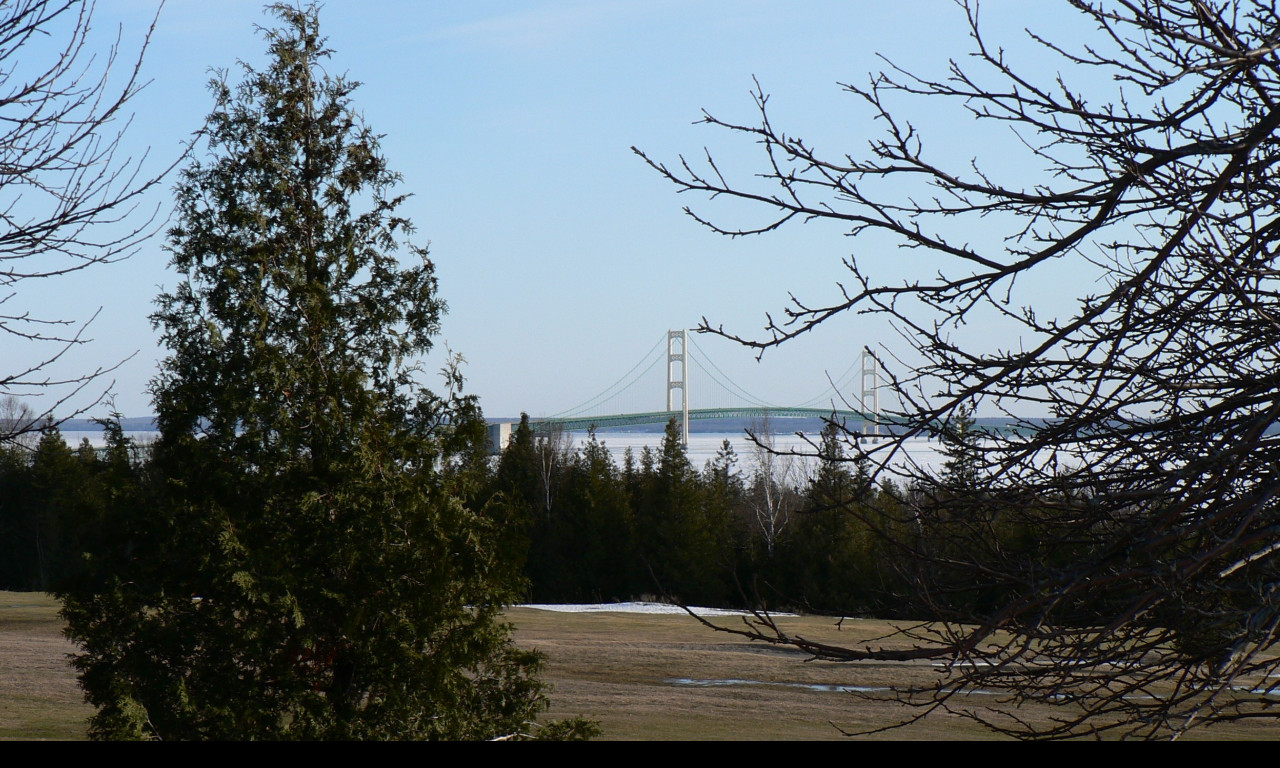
xmin=3 ymin=592 xmax=1277 ymax=740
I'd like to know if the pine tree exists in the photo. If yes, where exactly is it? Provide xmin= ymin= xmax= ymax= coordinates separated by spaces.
xmin=567 ymin=427 xmax=635 ymax=601
xmin=61 ymin=4 xmax=567 ymax=740
xmin=938 ymin=404 xmax=980 ymax=493
xmin=635 ymin=419 xmax=729 ymax=604
xmin=781 ymin=423 xmax=878 ymax=613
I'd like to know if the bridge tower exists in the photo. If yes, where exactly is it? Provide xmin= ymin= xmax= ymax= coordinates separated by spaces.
xmin=861 ymin=348 xmax=880 ymax=440
xmin=667 ymin=329 xmax=689 ymax=447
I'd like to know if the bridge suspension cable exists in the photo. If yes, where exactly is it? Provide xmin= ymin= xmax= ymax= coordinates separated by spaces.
xmin=792 ymin=356 xmax=862 ymax=409
xmin=548 ymin=333 xmax=667 ymax=419
xmin=687 ymin=335 xmax=865 ymax=412
xmin=686 ymin=336 xmax=783 ymax=409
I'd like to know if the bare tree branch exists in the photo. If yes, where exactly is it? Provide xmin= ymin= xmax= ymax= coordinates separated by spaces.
xmin=643 ymin=0 xmax=1280 ymax=739
xmin=0 ymin=1 xmax=173 ymax=445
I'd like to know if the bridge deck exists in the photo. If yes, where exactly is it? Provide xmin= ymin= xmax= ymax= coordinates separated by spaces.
xmin=522 ymin=407 xmax=877 ymax=432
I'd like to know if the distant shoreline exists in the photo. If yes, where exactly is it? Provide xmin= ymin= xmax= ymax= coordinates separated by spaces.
xmin=55 ymin=414 xmax=1028 ymax=436
xmin=57 ymin=417 xmax=157 ymax=433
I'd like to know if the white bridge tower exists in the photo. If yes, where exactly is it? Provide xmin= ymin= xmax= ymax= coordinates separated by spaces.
xmin=667 ymin=329 xmax=689 ymax=447
xmin=861 ymin=348 xmax=881 ymax=440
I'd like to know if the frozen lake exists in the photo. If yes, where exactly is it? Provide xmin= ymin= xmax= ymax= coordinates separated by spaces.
xmin=564 ymin=429 xmax=948 ymax=478
xmin=57 ymin=426 xmax=950 ymax=478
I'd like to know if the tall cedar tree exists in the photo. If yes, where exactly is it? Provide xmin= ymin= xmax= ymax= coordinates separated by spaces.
xmin=61 ymin=5 xmax=555 ymax=740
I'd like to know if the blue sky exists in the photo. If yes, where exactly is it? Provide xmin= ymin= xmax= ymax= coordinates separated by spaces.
xmin=9 ymin=1 xmax=1094 ymax=420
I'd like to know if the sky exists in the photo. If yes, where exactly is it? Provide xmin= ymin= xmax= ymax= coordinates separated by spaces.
xmin=6 ymin=0 xmax=1098 ymax=421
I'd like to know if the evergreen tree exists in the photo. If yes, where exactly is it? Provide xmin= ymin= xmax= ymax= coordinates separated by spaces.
xmin=565 ymin=428 xmax=635 ymax=601
xmin=702 ymin=439 xmax=749 ymax=599
xmin=781 ymin=424 xmax=878 ymax=613
xmin=494 ymin=415 xmax=540 ymax=509
xmin=486 ymin=413 xmax=538 ymax=591
xmin=61 ymin=5 xmax=566 ymax=740
xmin=938 ymin=404 xmax=980 ymax=493
xmin=27 ymin=426 xmax=84 ymax=590
xmin=805 ymin=423 xmax=873 ymax=512
xmin=0 ymin=441 xmax=30 ymax=589
xmin=634 ymin=419 xmax=730 ymax=604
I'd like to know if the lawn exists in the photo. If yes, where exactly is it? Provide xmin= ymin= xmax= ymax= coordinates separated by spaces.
xmin=4 ymin=592 xmax=1276 ymax=740
xmin=0 ymin=593 xmax=91 ymax=740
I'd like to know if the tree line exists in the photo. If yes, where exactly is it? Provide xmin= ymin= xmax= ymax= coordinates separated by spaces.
xmin=5 ymin=409 xmax=1063 ymax=622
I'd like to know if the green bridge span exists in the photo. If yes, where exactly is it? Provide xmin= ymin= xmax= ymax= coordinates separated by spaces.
xmin=523 ymin=407 xmax=878 ymax=432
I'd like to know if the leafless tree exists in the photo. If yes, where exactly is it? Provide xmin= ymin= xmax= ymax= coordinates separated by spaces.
xmin=0 ymin=1 xmax=167 ymax=444
xmin=638 ymin=0 xmax=1280 ymax=739
xmin=746 ymin=414 xmax=804 ymax=558
xmin=0 ymin=394 xmax=38 ymax=450
xmin=534 ymin=420 xmax=572 ymax=517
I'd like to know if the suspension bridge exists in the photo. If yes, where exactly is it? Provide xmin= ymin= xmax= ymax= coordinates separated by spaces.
xmin=489 ymin=330 xmax=883 ymax=449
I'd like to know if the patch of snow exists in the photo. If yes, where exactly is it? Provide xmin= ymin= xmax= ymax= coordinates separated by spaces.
xmin=670 ymin=678 xmax=890 ymax=693
xmin=519 ymin=601 xmax=795 ymax=617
